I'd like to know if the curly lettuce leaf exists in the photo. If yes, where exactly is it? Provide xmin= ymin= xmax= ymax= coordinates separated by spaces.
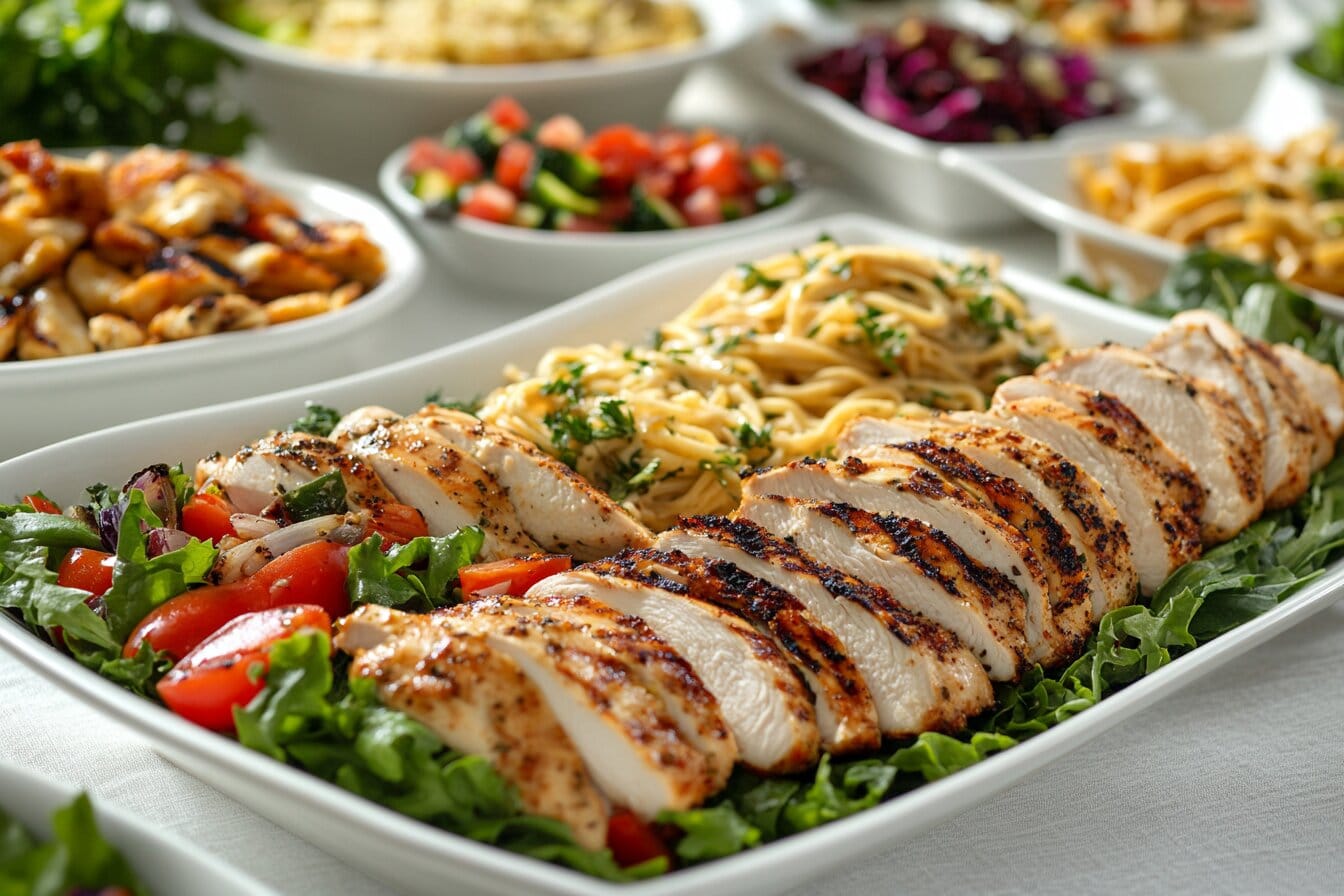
xmin=345 ymin=528 xmax=484 ymax=611
xmin=0 ymin=793 xmax=147 ymax=896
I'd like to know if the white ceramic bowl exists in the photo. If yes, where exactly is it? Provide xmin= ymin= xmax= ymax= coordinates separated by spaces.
xmin=171 ymin=0 xmax=766 ymax=184
xmin=0 ymin=762 xmax=280 ymax=896
xmin=4 ymin=213 xmax=1343 ymax=896
xmin=730 ymin=2 xmax=1187 ymax=235
xmin=0 ymin=160 xmax=424 ymax=460
xmin=379 ymin=143 xmax=820 ymax=298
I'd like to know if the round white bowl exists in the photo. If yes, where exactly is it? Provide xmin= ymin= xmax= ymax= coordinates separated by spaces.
xmin=378 ymin=142 xmax=820 ymax=299
xmin=0 ymin=158 xmax=424 ymax=459
xmin=171 ymin=0 xmax=766 ymax=184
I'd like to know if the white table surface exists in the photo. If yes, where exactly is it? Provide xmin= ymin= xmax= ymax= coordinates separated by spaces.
xmin=4 ymin=45 xmax=1343 ymax=896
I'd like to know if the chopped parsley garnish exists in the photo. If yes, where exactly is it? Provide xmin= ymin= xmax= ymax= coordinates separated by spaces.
xmin=540 ymin=362 xmax=587 ymax=403
xmin=592 ymin=399 xmax=637 ymax=440
xmin=738 ymin=263 xmax=783 ymax=290
xmin=425 ymin=390 xmax=482 ymax=415
xmin=1311 ymin=167 xmax=1344 ymax=200
xmin=286 ymin=402 xmax=342 ymax=438
xmin=606 ymin=454 xmax=663 ymax=501
xmin=543 ymin=399 xmax=636 ymax=467
xmin=855 ymin=305 xmax=908 ymax=371
xmin=967 ymin=293 xmax=1018 ymax=332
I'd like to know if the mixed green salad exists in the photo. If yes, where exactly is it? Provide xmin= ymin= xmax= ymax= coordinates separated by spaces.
xmin=0 ymin=792 xmax=147 ymax=896
xmin=3 ymin=251 xmax=1344 ymax=878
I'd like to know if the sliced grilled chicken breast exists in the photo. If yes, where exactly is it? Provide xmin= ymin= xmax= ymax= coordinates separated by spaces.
xmin=985 ymin=397 xmax=1201 ymax=592
xmin=196 ymin=431 xmax=396 ymax=515
xmin=1148 ymin=311 xmax=1309 ymax=508
xmin=739 ymin=494 xmax=1028 ymax=680
xmin=463 ymin=593 xmax=737 ymax=783
xmin=527 ymin=566 xmax=819 ymax=773
xmin=335 ymin=605 xmax=608 ymax=849
xmin=436 ymin=603 xmax=719 ymax=817
xmin=854 ymin=440 xmax=1093 ymax=658
xmin=413 ymin=407 xmax=653 ymax=561
xmin=838 ymin=415 xmax=1137 ymax=620
xmin=1273 ymin=343 xmax=1344 ymax=442
xmin=742 ymin=456 xmax=1065 ymax=666
xmin=1250 ymin=341 xmax=1334 ymax=473
xmin=344 ymin=419 xmax=539 ymax=559
xmin=588 ymin=550 xmax=881 ymax=755
xmin=1034 ymin=347 xmax=1263 ymax=542
xmin=657 ymin=517 xmax=993 ymax=736
xmin=329 ymin=405 xmax=401 ymax=442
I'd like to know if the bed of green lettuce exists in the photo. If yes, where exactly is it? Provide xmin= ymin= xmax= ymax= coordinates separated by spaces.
xmin=0 ymin=792 xmax=147 ymax=896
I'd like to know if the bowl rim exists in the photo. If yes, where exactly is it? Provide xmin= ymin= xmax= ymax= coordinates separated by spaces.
xmin=170 ymin=0 xmax=762 ymax=87
xmin=0 ymin=151 xmax=425 ymax=383
xmin=377 ymin=142 xmax=819 ymax=249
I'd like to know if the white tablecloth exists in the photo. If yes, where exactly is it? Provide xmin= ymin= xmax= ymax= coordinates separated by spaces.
xmin=4 ymin=51 xmax=1343 ymax=896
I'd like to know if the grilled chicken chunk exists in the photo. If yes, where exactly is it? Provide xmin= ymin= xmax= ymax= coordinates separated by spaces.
xmin=1250 ymin=341 xmax=1334 ymax=474
xmin=442 ymin=599 xmax=727 ymax=809
xmin=334 ymin=606 xmax=608 ymax=850
xmin=527 ymin=566 xmax=819 ymax=773
xmin=987 ymin=396 xmax=1201 ymax=593
xmin=1273 ymin=343 xmax=1344 ymax=442
xmin=343 ymin=419 xmax=540 ymax=559
xmin=739 ymin=494 xmax=1028 ymax=680
xmin=196 ymin=431 xmax=396 ymax=515
xmin=587 ymin=550 xmax=881 ymax=755
xmin=742 ymin=456 xmax=1064 ymax=666
xmin=656 ymin=517 xmax=993 ymax=736
xmin=328 ymin=405 xmax=401 ymax=442
xmin=413 ymin=407 xmax=653 ymax=561
xmin=852 ymin=440 xmax=1093 ymax=658
xmin=838 ymin=416 xmax=1137 ymax=620
xmin=1034 ymin=347 xmax=1264 ymax=542
xmin=462 ymin=593 xmax=738 ymax=784
xmin=1147 ymin=311 xmax=1311 ymax=509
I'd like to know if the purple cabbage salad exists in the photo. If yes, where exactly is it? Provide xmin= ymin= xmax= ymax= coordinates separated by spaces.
xmin=795 ymin=18 xmax=1128 ymax=143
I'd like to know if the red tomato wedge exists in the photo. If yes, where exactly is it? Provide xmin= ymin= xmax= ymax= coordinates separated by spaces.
xmin=487 ymin=95 xmax=530 ymax=133
xmin=606 ymin=810 xmax=672 ymax=869
xmin=157 ymin=604 xmax=332 ymax=732
xmin=368 ymin=502 xmax=429 ymax=547
xmin=460 ymin=181 xmax=518 ymax=224
xmin=124 ymin=540 xmax=351 ymax=661
xmin=685 ymin=141 xmax=744 ymax=196
xmin=180 ymin=492 xmax=237 ymax=545
xmin=57 ymin=548 xmax=116 ymax=597
xmin=22 ymin=494 xmax=60 ymax=514
xmin=494 ymin=140 xmax=535 ymax=195
xmin=459 ymin=554 xmax=573 ymax=598
xmin=536 ymin=114 xmax=585 ymax=152
xmin=585 ymin=124 xmax=655 ymax=187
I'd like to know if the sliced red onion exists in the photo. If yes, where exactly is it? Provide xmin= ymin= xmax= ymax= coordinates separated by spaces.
xmin=125 ymin=464 xmax=178 ymax=529
xmin=146 ymin=527 xmax=191 ymax=557
xmin=211 ymin=511 xmax=369 ymax=584
xmin=96 ymin=503 xmax=125 ymax=553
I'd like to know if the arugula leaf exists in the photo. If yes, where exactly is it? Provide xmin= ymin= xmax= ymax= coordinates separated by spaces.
xmin=280 ymin=471 xmax=348 ymax=522
xmin=0 ymin=793 xmax=147 ymax=896
xmin=657 ymin=806 xmax=760 ymax=862
xmin=1297 ymin=12 xmax=1344 ymax=86
xmin=287 ymin=402 xmax=342 ymax=438
xmin=345 ymin=528 xmax=484 ymax=611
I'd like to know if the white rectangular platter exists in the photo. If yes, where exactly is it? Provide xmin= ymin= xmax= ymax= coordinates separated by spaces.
xmin=3 ymin=213 xmax=1343 ymax=896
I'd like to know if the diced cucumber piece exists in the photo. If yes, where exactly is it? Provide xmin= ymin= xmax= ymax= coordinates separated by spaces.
xmin=749 ymin=156 xmax=782 ymax=184
xmin=536 ymin=147 xmax=602 ymax=195
xmin=512 ymin=202 xmax=546 ymax=229
xmin=755 ymin=181 xmax=795 ymax=211
xmin=459 ymin=113 xmax=510 ymax=167
xmin=629 ymin=191 xmax=686 ymax=231
xmin=531 ymin=170 xmax=601 ymax=216
xmin=412 ymin=170 xmax=456 ymax=204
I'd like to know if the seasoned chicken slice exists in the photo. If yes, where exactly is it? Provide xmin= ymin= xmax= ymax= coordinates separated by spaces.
xmin=1034 ymin=347 xmax=1264 ymax=542
xmin=588 ymin=550 xmax=881 ymax=755
xmin=414 ymin=407 xmax=653 ymax=561
xmin=1272 ymin=343 xmax=1344 ymax=442
xmin=329 ymin=405 xmax=401 ymax=442
xmin=344 ymin=419 xmax=540 ymax=559
xmin=460 ymin=594 xmax=737 ymax=785
xmin=334 ymin=606 xmax=608 ymax=850
xmin=657 ymin=517 xmax=994 ymax=735
xmin=1250 ymin=341 xmax=1334 ymax=474
xmin=987 ymin=396 xmax=1201 ymax=593
xmin=527 ymin=566 xmax=819 ymax=773
xmin=854 ymin=440 xmax=1093 ymax=658
xmin=435 ymin=604 xmax=723 ymax=816
xmin=197 ymin=430 xmax=396 ymax=515
xmin=739 ymin=495 xmax=1028 ymax=680
xmin=16 ymin=278 xmax=93 ymax=360
xmin=742 ymin=456 xmax=1064 ymax=666
xmin=838 ymin=415 xmax=1137 ymax=620
xmin=1147 ymin=311 xmax=1310 ymax=509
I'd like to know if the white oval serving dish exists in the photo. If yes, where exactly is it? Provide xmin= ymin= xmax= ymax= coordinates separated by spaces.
xmin=0 ymin=159 xmax=424 ymax=460
xmin=170 ymin=0 xmax=767 ymax=184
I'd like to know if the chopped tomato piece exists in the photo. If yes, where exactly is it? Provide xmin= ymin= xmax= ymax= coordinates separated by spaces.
xmin=157 ymin=604 xmax=332 ymax=732
xmin=405 ymin=139 xmax=482 ymax=183
xmin=368 ymin=502 xmax=429 ymax=547
xmin=460 ymin=181 xmax=518 ymax=224
xmin=598 ymin=195 xmax=634 ymax=225
xmin=57 ymin=548 xmax=116 ymax=597
xmin=557 ymin=214 xmax=612 ymax=233
xmin=21 ymin=494 xmax=60 ymax=515
xmin=440 ymin=147 xmax=484 ymax=184
xmin=536 ymin=114 xmax=586 ymax=152
xmin=682 ymin=186 xmax=724 ymax=227
xmin=585 ymin=125 xmax=655 ymax=187
xmin=459 ymin=554 xmax=573 ymax=598
xmin=180 ymin=492 xmax=237 ymax=545
xmin=405 ymin=138 xmax=453 ymax=175
xmin=685 ymin=141 xmax=744 ymax=196
xmin=606 ymin=810 xmax=672 ymax=868
xmin=746 ymin=143 xmax=785 ymax=182
xmin=487 ymin=95 xmax=530 ymax=133
xmin=654 ymin=131 xmax=693 ymax=175
xmin=494 ymin=140 xmax=536 ymax=195
xmin=124 ymin=540 xmax=351 ymax=660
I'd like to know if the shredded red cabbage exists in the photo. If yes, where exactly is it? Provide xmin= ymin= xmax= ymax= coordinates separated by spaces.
xmin=796 ymin=20 xmax=1127 ymax=143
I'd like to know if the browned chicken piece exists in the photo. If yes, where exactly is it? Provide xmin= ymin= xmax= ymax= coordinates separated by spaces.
xmin=87 ymin=313 xmax=147 ymax=352
xmin=90 ymin=219 xmax=163 ymax=270
xmin=329 ymin=405 xmax=402 ymax=442
xmin=66 ymin=250 xmax=133 ymax=317
xmin=0 ymin=141 xmax=107 ymax=226
xmin=0 ymin=299 xmax=24 ymax=358
xmin=0 ymin=218 xmax=86 ymax=296
xmin=229 ymin=242 xmax=341 ymax=300
xmin=112 ymin=248 xmax=242 ymax=324
xmin=1272 ymin=343 xmax=1344 ymax=442
xmin=16 ymin=278 xmax=93 ymax=360
xmin=133 ymin=171 xmax=247 ymax=241
xmin=251 ymin=213 xmax=387 ymax=286
xmin=459 ymin=594 xmax=738 ymax=786
xmin=263 ymin=292 xmax=332 ymax=325
xmin=147 ymin=293 xmax=268 ymax=342
xmin=335 ymin=605 xmax=609 ymax=850
xmin=104 ymin=146 xmax=194 ymax=216
xmin=1248 ymin=340 xmax=1334 ymax=474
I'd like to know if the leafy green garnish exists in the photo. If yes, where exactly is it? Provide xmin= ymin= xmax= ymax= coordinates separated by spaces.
xmin=855 ymin=305 xmax=909 ymax=371
xmin=737 ymin=263 xmax=783 ymax=290
xmin=287 ymin=402 xmax=343 ymax=438
xmin=345 ymin=528 xmax=484 ymax=611
xmin=280 ymin=471 xmax=348 ymax=522
xmin=235 ymin=630 xmax=663 ymax=881
xmin=0 ymin=793 xmax=147 ymax=896
xmin=1311 ymin=167 xmax=1344 ymax=201
xmin=1297 ymin=12 xmax=1344 ymax=87
xmin=604 ymin=454 xmax=662 ymax=502
xmin=967 ymin=293 xmax=1017 ymax=332
xmin=0 ymin=0 xmax=252 ymax=153
xmin=539 ymin=361 xmax=587 ymax=404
